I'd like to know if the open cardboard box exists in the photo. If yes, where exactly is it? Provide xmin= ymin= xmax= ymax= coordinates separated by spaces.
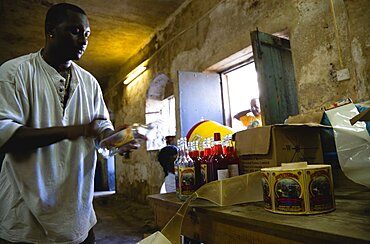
xmin=235 ymin=100 xmax=368 ymax=174
xmin=286 ymin=111 xmax=324 ymax=124
xmin=235 ymin=124 xmax=324 ymax=174
xmin=286 ymin=100 xmax=370 ymax=125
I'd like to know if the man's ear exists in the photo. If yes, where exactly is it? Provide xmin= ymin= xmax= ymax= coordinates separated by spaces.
xmin=45 ymin=24 xmax=55 ymax=38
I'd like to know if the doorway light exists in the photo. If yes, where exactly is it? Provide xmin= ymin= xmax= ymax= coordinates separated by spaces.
xmin=123 ymin=63 xmax=147 ymax=85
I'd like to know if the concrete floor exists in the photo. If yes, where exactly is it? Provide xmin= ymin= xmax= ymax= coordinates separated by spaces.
xmin=93 ymin=193 xmax=157 ymax=244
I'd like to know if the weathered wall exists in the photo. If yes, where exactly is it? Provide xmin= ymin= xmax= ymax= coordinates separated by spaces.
xmin=104 ymin=0 xmax=370 ymax=202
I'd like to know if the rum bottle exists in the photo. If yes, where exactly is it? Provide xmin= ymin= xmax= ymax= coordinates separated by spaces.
xmin=210 ymin=132 xmax=229 ymax=180
xmin=202 ymin=137 xmax=214 ymax=182
xmin=178 ymin=137 xmax=196 ymax=200
xmin=174 ymin=139 xmax=181 ymax=196
xmin=225 ymin=134 xmax=240 ymax=177
xmin=192 ymin=140 xmax=206 ymax=188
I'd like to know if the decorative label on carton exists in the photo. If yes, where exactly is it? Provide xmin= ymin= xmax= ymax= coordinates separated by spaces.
xmin=274 ymin=172 xmax=305 ymax=212
xmin=308 ymin=169 xmax=334 ymax=211
xmin=261 ymin=172 xmax=272 ymax=210
xmin=261 ymin=162 xmax=335 ymax=215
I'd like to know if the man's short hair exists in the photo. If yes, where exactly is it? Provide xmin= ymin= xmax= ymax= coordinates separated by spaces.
xmin=45 ymin=3 xmax=86 ymax=34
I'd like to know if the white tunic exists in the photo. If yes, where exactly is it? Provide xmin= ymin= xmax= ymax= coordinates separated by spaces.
xmin=160 ymin=173 xmax=176 ymax=194
xmin=0 ymin=51 xmax=114 ymax=243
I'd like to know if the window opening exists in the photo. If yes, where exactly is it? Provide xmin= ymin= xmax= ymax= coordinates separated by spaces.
xmin=145 ymin=74 xmax=176 ymax=151
xmin=222 ymin=61 xmax=260 ymax=131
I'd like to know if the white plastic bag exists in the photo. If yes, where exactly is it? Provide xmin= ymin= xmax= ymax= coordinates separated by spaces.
xmin=325 ymin=103 xmax=370 ymax=188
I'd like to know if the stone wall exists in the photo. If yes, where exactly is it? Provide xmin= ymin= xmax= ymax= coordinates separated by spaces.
xmin=104 ymin=0 xmax=370 ymax=202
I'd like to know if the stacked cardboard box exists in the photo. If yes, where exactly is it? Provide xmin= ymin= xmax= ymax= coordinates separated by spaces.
xmin=235 ymin=125 xmax=323 ymax=174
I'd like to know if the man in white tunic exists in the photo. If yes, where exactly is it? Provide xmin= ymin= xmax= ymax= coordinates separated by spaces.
xmin=0 ymin=3 xmax=135 ymax=243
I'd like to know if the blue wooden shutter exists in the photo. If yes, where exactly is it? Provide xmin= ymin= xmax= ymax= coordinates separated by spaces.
xmin=251 ymin=30 xmax=299 ymax=125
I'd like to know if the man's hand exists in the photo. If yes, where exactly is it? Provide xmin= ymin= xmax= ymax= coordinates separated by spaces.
xmin=84 ymin=118 xmax=109 ymax=138
xmin=0 ymin=118 xmax=111 ymax=153
xmin=117 ymin=139 xmax=141 ymax=155
xmin=116 ymin=132 xmax=148 ymax=157
xmin=98 ymin=125 xmax=147 ymax=157
xmin=67 ymin=118 xmax=107 ymax=140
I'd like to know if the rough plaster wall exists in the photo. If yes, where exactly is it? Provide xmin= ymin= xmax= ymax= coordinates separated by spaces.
xmin=294 ymin=0 xmax=370 ymax=112
xmin=105 ymin=0 xmax=369 ymax=202
xmin=292 ymin=0 xmax=340 ymax=111
xmin=109 ymin=71 xmax=164 ymax=202
xmin=346 ymin=0 xmax=370 ymax=101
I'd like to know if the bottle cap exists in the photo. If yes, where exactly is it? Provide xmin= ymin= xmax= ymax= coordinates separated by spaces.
xmin=214 ymin=132 xmax=221 ymax=141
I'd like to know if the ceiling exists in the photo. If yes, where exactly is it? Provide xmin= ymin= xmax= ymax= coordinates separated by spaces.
xmin=0 ymin=0 xmax=186 ymax=89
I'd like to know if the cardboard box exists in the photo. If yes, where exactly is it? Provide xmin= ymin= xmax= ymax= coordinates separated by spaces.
xmin=235 ymin=125 xmax=323 ymax=174
xmin=287 ymin=111 xmax=324 ymax=124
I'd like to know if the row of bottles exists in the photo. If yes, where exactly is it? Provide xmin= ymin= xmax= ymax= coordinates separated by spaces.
xmin=174 ymin=133 xmax=240 ymax=200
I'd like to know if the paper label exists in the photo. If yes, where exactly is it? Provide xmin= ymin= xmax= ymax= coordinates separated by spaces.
xmin=228 ymin=164 xmax=239 ymax=177
xmin=179 ymin=167 xmax=195 ymax=195
xmin=217 ymin=169 xmax=229 ymax=180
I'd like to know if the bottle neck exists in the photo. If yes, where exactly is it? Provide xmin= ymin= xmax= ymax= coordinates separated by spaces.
xmin=183 ymin=141 xmax=190 ymax=158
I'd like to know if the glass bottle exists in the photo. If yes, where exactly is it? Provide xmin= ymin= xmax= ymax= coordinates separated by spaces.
xmin=188 ymin=141 xmax=198 ymax=189
xmin=202 ymin=137 xmax=214 ymax=182
xmin=178 ymin=137 xmax=196 ymax=200
xmin=222 ymin=135 xmax=228 ymax=156
xmin=199 ymin=138 xmax=204 ymax=158
xmin=225 ymin=134 xmax=240 ymax=177
xmin=174 ymin=139 xmax=181 ymax=196
xmin=210 ymin=136 xmax=215 ymax=157
xmin=210 ymin=132 xmax=229 ymax=180
xmin=191 ymin=140 xmax=205 ymax=189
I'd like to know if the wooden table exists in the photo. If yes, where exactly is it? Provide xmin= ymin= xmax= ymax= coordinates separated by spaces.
xmin=148 ymin=174 xmax=370 ymax=243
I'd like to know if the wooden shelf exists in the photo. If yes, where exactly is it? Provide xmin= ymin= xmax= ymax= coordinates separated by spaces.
xmin=148 ymin=174 xmax=370 ymax=243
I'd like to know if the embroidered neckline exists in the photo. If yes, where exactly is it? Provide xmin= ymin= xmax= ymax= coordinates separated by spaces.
xmin=64 ymin=68 xmax=71 ymax=96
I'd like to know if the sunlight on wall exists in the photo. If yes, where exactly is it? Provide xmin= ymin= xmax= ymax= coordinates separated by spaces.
xmin=145 ymin=96 xmax=176 ymax=150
